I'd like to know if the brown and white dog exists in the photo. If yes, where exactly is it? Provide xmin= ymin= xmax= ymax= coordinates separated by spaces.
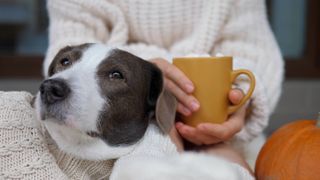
xmin=35 ymin=43 xmax=176 ymax=160
xmin=35 ymin=43 xmax=252 ymax=179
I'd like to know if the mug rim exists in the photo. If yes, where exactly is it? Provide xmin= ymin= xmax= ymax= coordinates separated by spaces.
xmin=173 ymin=56 xmax=232 ymax=61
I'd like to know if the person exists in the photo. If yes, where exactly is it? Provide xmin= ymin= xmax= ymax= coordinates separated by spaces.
xmin=44 ymin=0 xmax=283 ymax=174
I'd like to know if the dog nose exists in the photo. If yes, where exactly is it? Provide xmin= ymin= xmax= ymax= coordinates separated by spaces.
xmin=40 ymin=79 xmax=70 ymax=104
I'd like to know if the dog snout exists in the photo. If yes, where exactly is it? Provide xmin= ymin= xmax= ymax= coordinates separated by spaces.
xmin=40 ymin=79 xmax=70 ymax=104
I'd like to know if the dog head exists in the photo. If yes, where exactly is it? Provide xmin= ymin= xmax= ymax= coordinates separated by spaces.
xmin=35 ymin=43 xmax=176 ymax=160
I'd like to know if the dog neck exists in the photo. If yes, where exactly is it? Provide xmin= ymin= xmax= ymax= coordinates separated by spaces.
xmin=45 ymin=120 xmax=178 ymax=161
xmin=44 ymin=119 xmax=136 ymax=160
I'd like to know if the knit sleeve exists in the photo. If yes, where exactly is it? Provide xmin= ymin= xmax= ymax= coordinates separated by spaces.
xmin=212 ymin=0 xmax=284 ymax=143
xmin=44 ymin=0 xmax=128 ymax=77
xmin=0 ymin=91 xmax=69 ymax=180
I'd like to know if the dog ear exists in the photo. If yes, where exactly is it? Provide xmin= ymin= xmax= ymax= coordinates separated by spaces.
xmin=155 ymin=89 xmax=177 ymax=133
xmin=146 ymin=64 xmax=177 ymax=133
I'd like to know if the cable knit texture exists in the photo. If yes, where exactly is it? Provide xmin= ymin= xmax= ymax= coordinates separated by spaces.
xmin=0 ymin=91 xmax=114 ymax=180
xmin=45 ymin=0 xmax=283 ymax=146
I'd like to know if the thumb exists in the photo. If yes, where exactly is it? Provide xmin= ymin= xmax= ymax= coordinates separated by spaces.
xmin=229 ymin=89 xmax=244 ymax=105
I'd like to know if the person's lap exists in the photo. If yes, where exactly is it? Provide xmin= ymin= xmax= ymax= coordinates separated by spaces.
xmin=169 ymin=126 xmax=253 ymax=174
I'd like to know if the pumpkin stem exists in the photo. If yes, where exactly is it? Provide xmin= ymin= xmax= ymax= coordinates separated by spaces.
xmin=317 ymin=112 xmax=320 ymax=127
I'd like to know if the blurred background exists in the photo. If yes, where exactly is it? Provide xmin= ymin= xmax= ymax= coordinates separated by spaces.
xmin=0 ymin=0 xmax=319 ymax=135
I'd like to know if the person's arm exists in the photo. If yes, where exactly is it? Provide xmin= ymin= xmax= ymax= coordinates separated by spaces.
xmin=211 ymin=0 xmax=284 ymax=143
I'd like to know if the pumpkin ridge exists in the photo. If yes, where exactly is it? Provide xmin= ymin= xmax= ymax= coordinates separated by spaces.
xmin=273 ymin=123 xmax=311 ymax=174
xmin=294 ymin=127 xmax=313 ymax=179
xmin=296 ymin=126 xmax=320 ymax=179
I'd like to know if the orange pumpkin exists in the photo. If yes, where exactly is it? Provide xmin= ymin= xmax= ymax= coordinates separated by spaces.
xmin=255 ymin=116 xmax=320 ymax=180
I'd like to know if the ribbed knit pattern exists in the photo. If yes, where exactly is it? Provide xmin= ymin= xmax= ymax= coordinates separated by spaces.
xmin=45 ymin=0 xmax=284 ymax=145
xmin=0 ymin=92 xmax=114 ymax=180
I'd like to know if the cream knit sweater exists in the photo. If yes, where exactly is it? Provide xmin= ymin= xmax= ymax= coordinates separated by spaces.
xmin=0 ymin=92 xmax=114 ymax=179
xmin=45 ymin=0 xmax=283 ymax=145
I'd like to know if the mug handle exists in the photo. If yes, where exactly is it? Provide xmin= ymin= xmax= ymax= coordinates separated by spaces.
xmin=227 ymin=69 xmax=255 ymax=114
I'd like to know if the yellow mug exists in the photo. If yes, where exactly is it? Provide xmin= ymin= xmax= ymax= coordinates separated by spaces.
xmin=173 ymin=56 xmax=255 ymax=127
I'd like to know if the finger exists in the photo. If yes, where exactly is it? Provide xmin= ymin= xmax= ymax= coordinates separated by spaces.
xmin=197 ymin=105 xmax=246 ymax=140
xmin=151 ymin=59 xmax=193 ymax=93
xmin=229 ymin=88 xmax=244 ymax=105
xmin=176 ymin=103 xmax=191 ymax=116
xmin=195 ymin=131 xmax=222 ymax=145
xmin=165 ymin=79 xmax=200 ymax=112
xmin=197 ymin=124 xmax=233 ymax=141
xmin=164 ymin=63 xmax=194 ymax=93
xmin=197 ymin=114 xmax=244 ymax=141
xmin=229 ymin=104 xmax=247 ymax=118
xmin=176 ymin=122 xmax=221 ymax=145
xmin=195 ymin=133 xmax=221 ymax=145
xmin=217 ymin=105 xmax=247 ymax=138
xmin=176 ymin=122 xmax=202 ymax=145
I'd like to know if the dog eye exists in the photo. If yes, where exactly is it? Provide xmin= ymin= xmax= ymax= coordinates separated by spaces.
xmin=109 ymin=71 xmax=123 ymax=79
xmin=60 ymin=58 xmax=71 ymax=66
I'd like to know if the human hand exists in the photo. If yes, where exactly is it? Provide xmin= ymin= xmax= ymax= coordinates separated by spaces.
xmin=150 ymin=58 xmax=200 ymax=116
xmin=175 ymin=89 xmax=247 ymax=145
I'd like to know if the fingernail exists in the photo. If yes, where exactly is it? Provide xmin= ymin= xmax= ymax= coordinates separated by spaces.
xmin=185 ymin=84 xmax=194 ymax=93
xmin=190 ymin=101 xmax=200 ymax=111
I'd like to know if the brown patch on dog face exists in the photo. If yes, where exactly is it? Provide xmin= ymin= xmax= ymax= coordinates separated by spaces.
xmin=96 ymin=49 xmax=163 ymax=145
xmin=48 ymin=44 xmax=92 ymax=76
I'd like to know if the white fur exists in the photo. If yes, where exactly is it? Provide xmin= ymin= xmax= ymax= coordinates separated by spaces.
xmin=112 ymin=154 xmax=246 ymax=180
xmin=110 ymin=124 xmax=253 ymax=180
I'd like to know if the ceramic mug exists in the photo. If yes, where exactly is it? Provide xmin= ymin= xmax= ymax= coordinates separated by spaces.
xmin=173 ymin=56 xmax=255 ymax=127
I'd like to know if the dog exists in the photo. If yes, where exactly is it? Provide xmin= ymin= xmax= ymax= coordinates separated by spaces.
xmin=35 ymin=43 xmax=253 ymax=179
xmin=35 ymin=43 xmax=177 ymax=160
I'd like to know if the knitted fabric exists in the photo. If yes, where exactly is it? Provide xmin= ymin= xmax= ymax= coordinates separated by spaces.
xmin=44 ymin=0 xmax=284 ymax=146
xmin=0 ymin=91 xmax=114 ymax=180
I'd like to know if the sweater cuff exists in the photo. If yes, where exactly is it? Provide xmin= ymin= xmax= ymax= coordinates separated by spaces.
xmin=231 ymin=56 xmax=270 ymax=143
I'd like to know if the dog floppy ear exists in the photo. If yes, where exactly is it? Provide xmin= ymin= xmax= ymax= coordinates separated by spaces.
xmin=146 ymin=63 xmax=177 ymax=133
xmin=155 ymin=89 xmax=177 ymax=133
